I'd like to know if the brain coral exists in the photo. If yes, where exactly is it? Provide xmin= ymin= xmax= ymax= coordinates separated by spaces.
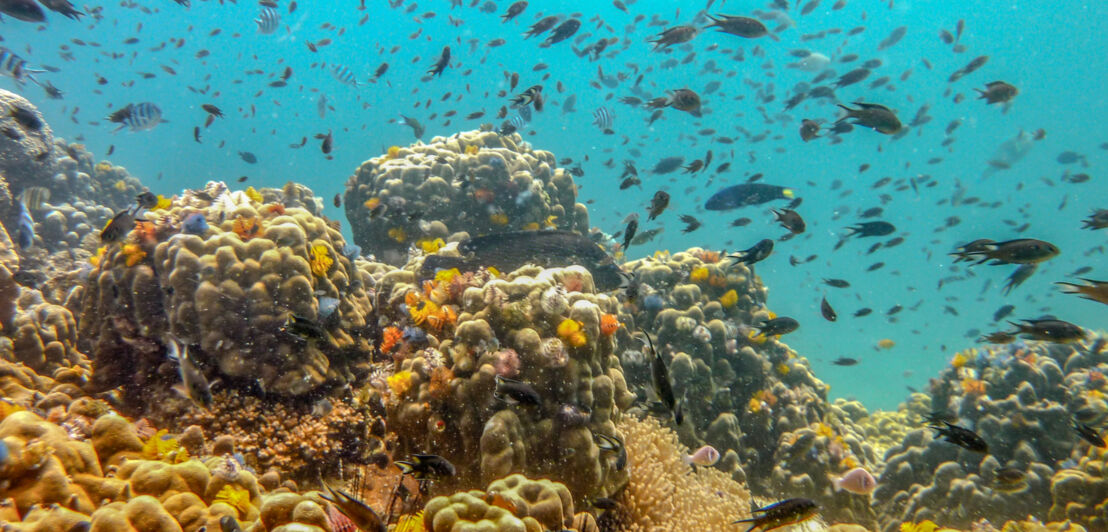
xmin=343 ymin=129 xmax=590 ymax=264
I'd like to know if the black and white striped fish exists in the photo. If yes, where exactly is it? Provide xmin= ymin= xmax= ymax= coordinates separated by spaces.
xmin=509 ymin=113 xmax=527 ymax=131
xmin=592 ymin=106 xmax=614 ymax=130
xmin=107 ymin=102 xmax=163 ymax=132
xmin=509 ymin=85 xmax=542 ymax=109
xmin=0 ymin=47 xmax=42 ymax=86
xmin=255 ymin=7 xmax=280 ymax=34
xmin=330 ymin=64 xmax=359 ymax=87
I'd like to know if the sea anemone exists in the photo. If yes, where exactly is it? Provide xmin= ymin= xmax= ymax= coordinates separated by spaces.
xmin=556 ymin=318 xmax=587 ymax=347
xmin=387 ymin=371 xmax=415 ymax=399
xmin=719 ymin=289 xmax=738 ymax=308
xmin=541 ymin=338 xmax=569 ymax=368
xmin=493 ymin=348 xmax=521 ymax=378
xmin=231 ymin=216 xmax=262 ymax=240
xmin=213 ymin=484 xmax=253 ymax=518
xmin=540 ymin=286 xmax=569 ymax=316
xmin=309 ymin=244 xmax=334 ymax=277
xmin=380 ymin=326 xmax=403 ymax=355
xmin=689 ymin=267 xmax=710 ymax=283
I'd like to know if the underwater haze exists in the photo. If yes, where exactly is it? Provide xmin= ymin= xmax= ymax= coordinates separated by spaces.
xmin=3 ymin=0 xmax=1107 ymax=410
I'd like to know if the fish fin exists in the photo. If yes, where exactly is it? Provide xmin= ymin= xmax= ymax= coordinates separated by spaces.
xmin=395 ymin=460 xmax=415 ymax=475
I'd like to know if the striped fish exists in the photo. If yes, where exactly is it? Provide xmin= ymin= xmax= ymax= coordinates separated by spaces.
xmin=593 ymin=106 xmax=614 ymax=130
xmin=509 ymin=114 xmax=527 ymax=130
xmin=330 ymin=64 xmax=359 ymax=87
xmin=0 ymin=47 xmax=42 ymax=86
xmin=107 ymin=102 xmax=163 ymax=132
xmin=255 ymin=7 xmax=280 ymax=34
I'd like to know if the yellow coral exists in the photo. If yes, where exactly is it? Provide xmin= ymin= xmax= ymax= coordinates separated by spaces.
xmin=142 ymin=429 xmax=189 ymax=463
xmin=244 ymin=186 xmax=263 ymax=203
xmin=487 ymin=266 xmax=501 ymax=277
xmin=395 ymin=511 xmax=425 ymax=532
xmin=408 ymin=295 xmax=441 ymax=326
xmin=747 ymin=397 xmax=762 ymax=413
xmin=114 ymin=179 xmax=127 ymax=192
xmin=386 ymin=146 xmax=401 ymax=159
xmin=951 ymin=353 xmax=968 ymax=369
xmin=489 ymin=212 xmax=509 ymax=225
xmin=901 ymin=521 xmax=940 ymax=532
xmin=815 ymin=422 xmax=834 ymax=439
xmin=364 ymin=197 xmax=381 ymax=210
xmin=122 ymin=244 xmax=146 ymax=267
xmin=309 ymin=244 xmax=334 ymax=277
xmin=214 ymin=484 xmax=253 ymax=518
xmin=776 ymin=362 xmax=790 ymax=376
xmin=90 ymin=245 xmax=107 ymax=267
xmin=719 ymin=289 xmax=738 ymax=308
xmin=434 ymin=268 xmax=461 ymax=284
xmin=388 ymin=227 xmax=407 ymax=243
xmin=557 ymin=318 xmax=582 ymax=338
xmin=418 ymin=238 xmax=445 ymax=253
xmin=543 ymin=214 xmax=558 ymax=228
xmin=388 ymin=371 xmax=414 ymax=398
xmin=95 ymin=161 xmax=113 ymax=174
xmin=689 ymin=267 xmax=709 ymax=283
xmin=152 ymin=194 xmax=172 ymax=210
xmin=465 ymin=144 xmax=479 ymax=155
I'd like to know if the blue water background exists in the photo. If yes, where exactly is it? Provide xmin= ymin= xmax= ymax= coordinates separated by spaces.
xmin=3 ymin=0 xmax=1106 ymax=409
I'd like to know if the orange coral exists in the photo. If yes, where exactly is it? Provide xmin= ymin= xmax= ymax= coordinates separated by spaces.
xmin=231 ymin=216 xmax=262 ymax=240
xmin=693 ymin=249 xmax=722 ymax=264
xmin=381 ymin=326 xmax=403 ymax=355
xmin=599 ymin=314 xmax=621 ymax=336
xmin=961 ymin=378 xmax=987 ymax=397
xmin=133 ymin=220 xmax=157 ymax=244
xmin=122 ymin=244 xmax=147 ymax=267
xmin=264 ymin=203 xmax=286 ymax=216
xmin=428 ymin=366 xmax=454 ymax=401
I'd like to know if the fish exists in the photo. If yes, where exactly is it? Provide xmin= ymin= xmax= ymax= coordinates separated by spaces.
xmin=679 ymin=215 xmax=701 ymax=233
xmin=836 ymin=102 xmax=902 ymax=134
xmin=317 ymin=130 xmax=333 ymax=154
xmin=728 ymin=239 xmax=774 ymax=266
xmin=832 ymin=467 xmax=877 ymax=495
xmin=331 ymin=64 xmax=359 ymax=87
xmin=395 ymin=454 xmax=456 ymax=480
xmin=493 ymin=375 xmax=541 ymax=405
xmin=772 ymin=208 xmax=806 ymax=234
xmin=705 ymin=184 xmax=795 ymax=210
xmin=21 ymin=186 xmax=50 ymax=211
xmin=648 ymin=25 xmax=699 ymax=51
xmin=100 ymin=206 xmax=140 ymax=243
xmin=238 ymin=151 xmax=258 ymax=164
xmin=421 ymin=230 xmax=625 ymax=291
xmin=500 ymin=1 xmax=527 ymax=22
xmin=594 ymin=432 xmax=628 ymax=470
xmin=684 ymin=444 xmax=720 ymax=466
xmin=427 ymin=46 xmax=451 ymax=77
xmin=107 ymin=102 xmax=163 ymax=132
xmin=0 ymin=0 xmax=45 ymax=22
xmin=824 ymin=278 xmax=850 ymax=288
xmin=281 ymin=313 xmax=326 ymax=340
xmin=166 ymin=337 xmax=213 ymax=410
xmin=1009 ymin=319 xmax=1087 ymax=343
xmin=976 ymin=81 xmax=1018 ymax=105
xmin=524 ymin=15 xmax=560 ymax=39
xmin=647 ymin=190 xmax=670 ymax=220
xmin=758 ymin=317 xmax=799 ymax=337
xmin=621 ymin=213 xmax=638 ymax=251
xmin=542 ymin=18 xmax=581 ymax=47
xmin=510 ymin=85 xmax=543 ymax=109
xmin=950 ymin=238 xmax=1059 ymax=265
xmin=992 ymin=467 xmax=1028 ymax=492
xmin=14 ymin=201 xmax=33 ymax=249
xmin=706 ymin=14 xmax=772 ymax=39
xmin=799 ymin=119 xmax=820 ymax=141
xmin=1081 ymin=209 xmax=1108 ymax=230
xmin=319 ymin=481 xmax=386 ymax=532
xmin=255 ymin=6 xmax=280 ymax=34
xmin=845 ymin=221 xmax=895 ymax=238
xmin=930 ymin=421 xmax=988 ymax=453
xmin=592 ymin=106 xmax=614 ymax=131
xmin=820 ymin=298 xmax=837 ymax=322
xmin=733 ymin=498 xmax=819 ymax=532
xmin=1056 ymin=279 xmax=1108 ymax=306
xmin=832 ymin=357 xmax=858 ymax=366
xmin=399 ymin=115 xmax=425 ymax=139
xmin=645 ymin=333 xmax=681 ymax=425
xmin=0 ymin=49 xmax=46 ymax=88
xmin=1074 ymin=422 xmax=1106 ymax=448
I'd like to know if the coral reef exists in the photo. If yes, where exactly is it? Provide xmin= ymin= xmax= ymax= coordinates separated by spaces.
xmin=423 ymin=473 xmax=575 ymax=532
xmin=620 ymin=248 xmax=882 ymax=526
xmin=78 ymin=181 xmax=386 ymax=399
xmin=874 ymin=337 xmax=1108 ymax=531
xmin=343 ymin=129 xmax=590 ymax=264
xmin=375 ymin=263 xmax=634 ymax=502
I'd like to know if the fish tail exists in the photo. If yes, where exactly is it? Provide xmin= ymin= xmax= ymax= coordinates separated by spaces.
xmin=835 ymin=104 xmax=854 ymax=121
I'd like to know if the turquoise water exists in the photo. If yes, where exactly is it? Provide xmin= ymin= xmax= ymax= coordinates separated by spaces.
xmin=5 ymin=0 xmax=1106 ymax=409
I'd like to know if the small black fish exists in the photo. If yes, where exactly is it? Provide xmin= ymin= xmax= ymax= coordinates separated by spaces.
xmin=846 ymin=221 xmax=895 ymax=237
xmin=647 ymin=190 xmax=670 ymax=221
xmin=594 ymin=432 xmax=627 ymax=471
xmin=820 ymin=298 xmax=837 ymax=321
xmin=645 ymin=333 xmax=680 ymax=425
xmin=832 ymin=357 xmax=858 ymax=366
xmin=621 ymin=214 xmax=638 ymax=251
xmin=238 ymin=151 xmax=258 ymax=164
xmin=135 ymin=191 xmax=159 ymax=209
xmin=281 ymin=313 xmax=325 ymax=340
xmin=679 ymin=214 xmax=701 ymax=233
xmin=733 ymin=498 xmax=819 ymax=531
xmin=854 ymin=308 xmax=872 ymax=317
xmin=757 ymin=317 xmax=799 ymax=337
xmin=773 ymin=208 xmax=806 ymax=234
xmin=930 ymin=421 xmax=988 ymax=453
xmin=823 ymin=278 xmax=850 ymax=288
xmin=494 ymin=375 xmax=541 ymax=405
xmin=100 ymin=207 xmax=139 ymax=243
xmin=395 ymin=453 xmax=456 ymax=480
xmin=728 ymin=239 xmax=774 ymax=266
xmin=1074 ymin=422 xmax=1107 ymax=448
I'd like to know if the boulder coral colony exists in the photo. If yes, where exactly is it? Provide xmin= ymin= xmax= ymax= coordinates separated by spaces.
xmin=0 ymin=87 xmax=1104 ymax=532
